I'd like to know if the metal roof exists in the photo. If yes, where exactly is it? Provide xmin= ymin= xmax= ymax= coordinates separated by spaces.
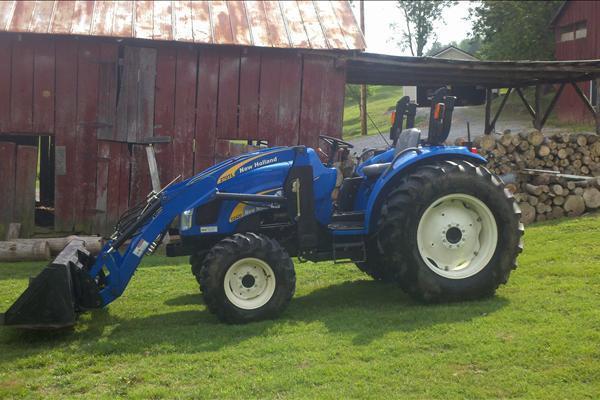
xmin=0 ymin=1 xmax=366 ymax=50
xmin=345 ymin=53 xmax=600 ymax=88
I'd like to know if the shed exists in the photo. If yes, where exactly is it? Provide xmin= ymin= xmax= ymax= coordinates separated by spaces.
xmin=551 ymin=0 xmax=600 ymax=123
xmin=0 ymin=0 xmax=365 ymax=237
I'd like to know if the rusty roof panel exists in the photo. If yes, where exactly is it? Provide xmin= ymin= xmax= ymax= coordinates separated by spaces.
xmin=0 ymin=1 xmax=365 ymax=50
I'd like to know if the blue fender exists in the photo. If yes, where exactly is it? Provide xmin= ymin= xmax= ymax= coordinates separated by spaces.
xmin=362 ymin=146 xmax=486 ymax=234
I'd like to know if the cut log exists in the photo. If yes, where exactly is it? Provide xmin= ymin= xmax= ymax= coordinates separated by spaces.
xmin=550 ymin=206 xmax=564 ymax=219
xmin=583 ymin=187 xmax=600 ymax=209
xmin=0 ymin=241 xmax=51 ymax=262
xmin=519 ymin=202 xmax=536 ymax=225
xmin=537 ymin=145 xmax=550 ymax=157
xmin=13 ymin=235 xmax=103 ymax=256
xmin=564 ymin=195 xmax=586 ymax=216
xmin=551 ymin=184 xmax=564 ymax=196
xmin=524 ymin=183 xmax=543 ymax=196
xmin=527 ymin=130 xmax=544 ymax=146
xmin=480 ymin=135 xmax=496 ymax=152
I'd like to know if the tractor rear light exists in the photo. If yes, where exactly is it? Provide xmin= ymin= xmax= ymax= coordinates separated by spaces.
xmin=470 ymin=147 xmax=478 ymax=154
xmin=180 ymin=209 xmax=194 ymax=231
xmin=390 ymin=111 xmax=396 ymax=124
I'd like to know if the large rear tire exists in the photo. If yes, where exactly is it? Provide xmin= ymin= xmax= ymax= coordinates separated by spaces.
xmin=354 ymin=239 xmax=396 ymax=282
xmin=378 ymin=160 xmax=523 ymax=302
xmin=199 ymin=233 xmax=295 ymax=323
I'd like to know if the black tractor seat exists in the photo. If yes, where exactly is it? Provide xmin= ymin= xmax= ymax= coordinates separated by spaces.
xmin=362 ymin=162 xmax=391 ymax=178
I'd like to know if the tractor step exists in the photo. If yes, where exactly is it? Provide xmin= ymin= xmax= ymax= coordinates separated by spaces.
xmin=328 ymin=211 xmax=365 ymax=231
xmin=332 ymin=238 xmax=366 ymax=263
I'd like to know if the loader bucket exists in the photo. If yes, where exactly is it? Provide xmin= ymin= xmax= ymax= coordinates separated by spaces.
xmin=0 ymin=239 xmax=103 ymax=329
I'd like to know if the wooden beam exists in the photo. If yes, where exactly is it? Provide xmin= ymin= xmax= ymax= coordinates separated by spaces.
xmin=534 ymin=85 xmax=542 ymax=130
xmin=489 ymin=88 xmax=512 ymax=131
xmin=596 ymin=79 xmax=600 ymax=135
xmin=484 ymin=88 xmax=492 ymax=134
xmin=540 ymin=83 xmax=566 ymax=129
xmin=571 ymin=81 xmax=596 ymax=115
xmin=515 ymin=87 xmax=537 ymax=120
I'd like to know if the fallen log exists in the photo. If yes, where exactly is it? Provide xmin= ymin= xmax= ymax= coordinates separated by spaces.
xmin=0 ymin=241 xmax=51 ymax=262
xmin=12 ymin=236 xmax=103 ymax=256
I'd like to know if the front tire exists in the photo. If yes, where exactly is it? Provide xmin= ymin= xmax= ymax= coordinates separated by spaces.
xmin=199 ymin=233 xmax=295 ymax=323
xmin=378 ymin=160 xmax=523 ymax=302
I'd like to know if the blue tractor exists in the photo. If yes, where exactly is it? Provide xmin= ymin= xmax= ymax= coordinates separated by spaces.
xmin=1 ymin=90 xmax=523 ymax=328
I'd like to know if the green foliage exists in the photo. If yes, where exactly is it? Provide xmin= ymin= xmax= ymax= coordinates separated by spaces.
xmin=469 ymin=1 xmax=563 ymax=60
xmin=343 ymin=85 xmax=404 ymax=138
xmin=1 ymin=215 xmax=600 ymax=398
xmin=392 ymin=1 xmax=456 ymax=57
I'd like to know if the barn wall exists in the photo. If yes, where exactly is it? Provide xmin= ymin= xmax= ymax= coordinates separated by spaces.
xmin=0 ymin=33 xmax=346 ymax=235
xmin=554 ymin=1 xmax=600 ymax=122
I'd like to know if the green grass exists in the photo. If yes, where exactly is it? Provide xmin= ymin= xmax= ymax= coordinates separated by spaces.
xmin=1 ymin=215 xmax=600 ymax=398
xmin=343 ymin=85 xmax=404 ymax=138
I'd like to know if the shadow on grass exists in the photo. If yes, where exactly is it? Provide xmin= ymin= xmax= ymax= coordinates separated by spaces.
xmin=0 ymin=279 xmax=508 ymax=361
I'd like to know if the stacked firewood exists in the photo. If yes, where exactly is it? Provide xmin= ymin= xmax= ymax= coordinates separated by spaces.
xmin=471 ymin=131 xmax=600 ymax=224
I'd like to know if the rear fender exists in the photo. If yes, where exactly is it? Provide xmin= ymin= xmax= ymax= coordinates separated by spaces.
xmin=363 ymin=146 xmax=486 ymax=234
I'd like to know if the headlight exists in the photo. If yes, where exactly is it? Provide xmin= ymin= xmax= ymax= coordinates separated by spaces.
xmin=180 ymin=209 xmax=194 ymax=231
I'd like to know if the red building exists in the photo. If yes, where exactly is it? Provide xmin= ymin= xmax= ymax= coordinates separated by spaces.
xmin=552 ymin=0 xmax=599 ymax=122
xmin=0 ymin=1 xmax=364 ymax=237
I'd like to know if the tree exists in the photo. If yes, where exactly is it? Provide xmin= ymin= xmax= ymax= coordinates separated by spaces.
xmin=469 ymin=1 xmax=562 ymax=60
xmin=392 ymin=1 xmax=456 ymax=57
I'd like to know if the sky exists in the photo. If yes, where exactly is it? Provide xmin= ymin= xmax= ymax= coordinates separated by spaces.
xmin=350 ymin=1 xmax=474 ymax=55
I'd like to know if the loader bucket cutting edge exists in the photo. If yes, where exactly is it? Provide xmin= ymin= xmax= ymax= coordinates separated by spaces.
xmin=0 ymin=239 xmax=102 ymax=330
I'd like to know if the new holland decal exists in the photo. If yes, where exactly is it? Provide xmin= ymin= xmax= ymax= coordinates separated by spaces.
xmin=217 ymin=150 xmax=281 ymax=184
xmin=229 ymin=188 xmax=282 ymax=222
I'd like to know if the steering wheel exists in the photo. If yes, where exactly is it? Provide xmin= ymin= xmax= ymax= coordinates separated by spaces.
xmin=319 ymin=135 xmax=353 ymax=167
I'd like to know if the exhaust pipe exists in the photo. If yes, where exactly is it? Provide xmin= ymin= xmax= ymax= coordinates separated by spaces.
xmin=0 ymin=240 xmax=103 ymax=329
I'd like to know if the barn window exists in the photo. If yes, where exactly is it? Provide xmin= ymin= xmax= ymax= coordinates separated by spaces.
xmin=558 ymin=21 xmax=587 ymax=42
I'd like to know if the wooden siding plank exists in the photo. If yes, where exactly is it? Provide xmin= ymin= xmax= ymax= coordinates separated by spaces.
xmin=314 ymin=0 xmax=348 ymax=50
xmin=0 ymin=142 xmax=16 ymax=239
xmin=279 ymin=1 xmax=310 ymax=48
xmin=9 ymin=1 xmax=35 ymax=32
xmin=134 ymin=0 xmax=154 ymax=39
xmin=194 ymin=48 xmax=219 ymax=162
xmin=50 ymin=1 xmax=76 ymax=34
xmin=10 ymin=37 xmax=34 ymax=132
xmin=96 ymin=43 xmax=118 ymax=141
xmin=190 ymin=0 xmax=212 ymax=44
xmin=54 ymin=38 xmax=78 ymax=231
xmin=130 ymin=144 xmax=151 ymax=206
xmin=32 ymin=36 xmax=55 ymax=133
xmin=297 ymin=1 xmax=329 ymax=49
xmin=74 ymin=41 xmax=100 ymax=232
xmin=154 ymin=44 xmax=177 ymax=183
xmin=172 ymin=46 xmax=197 ymax=178
xmin=276 ymin=53 xmax=302 ymax=145
xmin=153 ymin=0 xmax=173 ymax=40
xmin=91 ymin=0 xmax=115 ymax=36
xmin=138 ymin=47 xmax=157 ymax=140
xmin=217 ymin=48 xmax=240 ymax=138
xmin=71 ymin=0 xmax=94 ymax=35
xmin=94 ymin=142 xmax=110 ymax=233
xmin=258 ymin=54 xmax=281 ymax=143
xmin=211 ymin=0 xmax=234 ymax=45
xmin=0 ymin=35 xmax=11 ymax=132
xmin=321 ymin=56 xmax=346 ymax=137
xmin=112 ymin=0 xmax=133 ymax=37
xmin=244 ymin=1 xmax=271 ymax=47
xmin=226 ymin=1 xmax=252 ymax=46
xmin=30 ymin=0 xmax=54 ymax=33
xmin=115 ymin=46 xmax=140 ymax=143
xmin=262 ymin=1 xmax=290 ymax=48
xmin=14 ymin=145 xmax=37 ymax=237
xmin=173 ymin=0 xmax=194 ymax=42
xmin=331 ymin=0 xmax=365 ymax=50
xmin=0 ymin=2 xmax=16 ymax=31
xmin=238 ymin=49 xmax=261 ymax=139
xmin=299 ymin=55 xmax=326 ymax=148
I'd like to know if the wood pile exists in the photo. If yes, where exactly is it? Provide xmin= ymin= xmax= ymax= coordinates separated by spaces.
xmin=471 ymin=131 xmax=600 ymax=224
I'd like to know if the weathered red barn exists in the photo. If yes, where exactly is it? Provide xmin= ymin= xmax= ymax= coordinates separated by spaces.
xmin=0 ymin=0 xmax=365 ymax=237
xmin=552 ymin=0 xmax=600 ymax=122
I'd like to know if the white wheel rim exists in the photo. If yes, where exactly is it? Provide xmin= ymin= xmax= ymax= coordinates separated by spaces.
xmin=416 ymin=194 xmax=498 ymax=280
xmin=223 ymin=258 xmax=276 ymax=310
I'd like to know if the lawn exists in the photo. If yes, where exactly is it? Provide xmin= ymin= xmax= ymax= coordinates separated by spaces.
xmin=1 ymin=215 xmax=600 ymax=399
xmin=343 ymin=85 xmax=404 ymax=138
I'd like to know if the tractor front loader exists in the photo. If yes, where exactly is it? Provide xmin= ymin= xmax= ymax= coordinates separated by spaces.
xmin=1 ymin=89 xmax=523 ymax=329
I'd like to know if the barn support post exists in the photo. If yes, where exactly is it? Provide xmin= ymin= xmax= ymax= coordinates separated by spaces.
xmin=359 ymin=0 xmax=367 ymax=136
xmin=484 ymin=88 xmax=493 ymax=134
xmin=534 ymin=85 xmax=542 ymax=130
xmin=488 ymin=87 xmax=512 ymax=133
xmin=570 ymin=81 xmax=600 ymax=134
xmin=515 ymin=87 xmax=537 ymax=124
xmin=539 ymin=83 xmax=565 ymax=129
